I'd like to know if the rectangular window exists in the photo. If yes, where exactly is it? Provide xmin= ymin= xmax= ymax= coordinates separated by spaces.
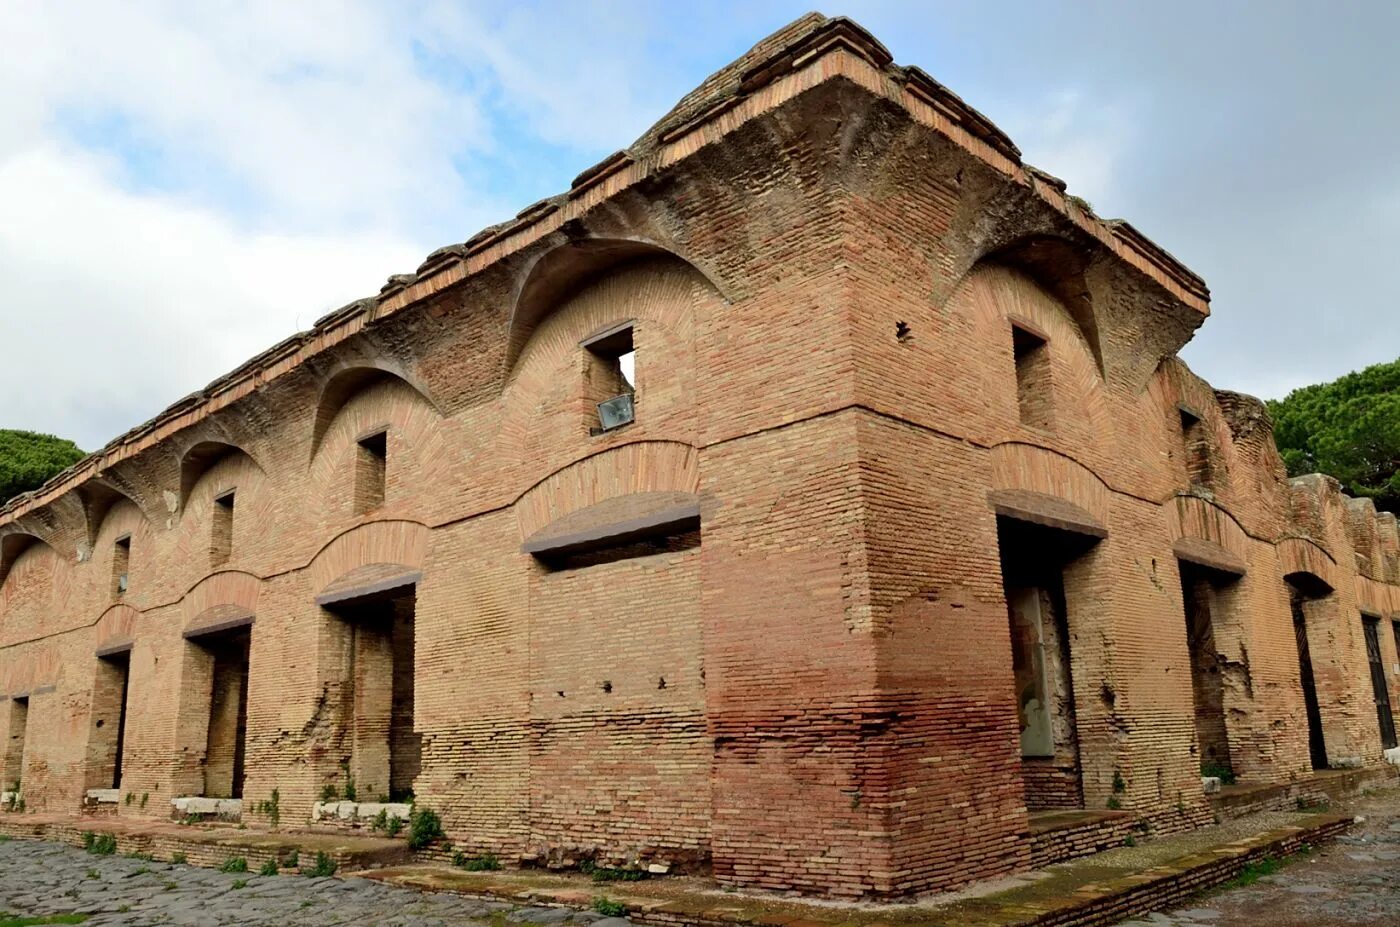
xmin=211 ymin=491 xmax=235 ymax=566
xmin=355 ymin=430 xmax=388 ymax=514
xmin=1011 ymin=322 xmax=1053 ymax=429
xmin=582 ymin=321 xmax=636 ymax=433
xmin=1180 ymin=407 xmax=1213 ymax=490
xmin=112 ymin=536 xmax=131 ymax=598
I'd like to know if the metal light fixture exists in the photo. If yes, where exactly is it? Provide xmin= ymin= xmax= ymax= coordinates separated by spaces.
xmin=597 ymin=394 xmax=635 ymax=431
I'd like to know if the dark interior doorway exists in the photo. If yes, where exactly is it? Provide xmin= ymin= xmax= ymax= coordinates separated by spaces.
xmin=199 ymin=626 xmax=250 ymax=799
xmin=1179 ymin=563 xmax=1236 ymax=780
xmin=328 ymin=589 xmax=419 ymax=801
xmin=1363 ymin=616 xmax=1397 ymax=750
xmin=1287 ymin=579 xmax=1329 ymax=771
xmin=997 ymin=516 xmax=1096 ymax=811
xmin=93 ymin=651 xmax=132 ymax=789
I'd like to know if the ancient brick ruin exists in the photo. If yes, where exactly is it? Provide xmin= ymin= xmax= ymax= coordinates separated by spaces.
xmin=1 ymin=14 xmax=1398 ymax=899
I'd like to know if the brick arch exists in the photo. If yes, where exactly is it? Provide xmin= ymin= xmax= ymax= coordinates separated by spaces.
xmin=0 ymin=532 xmax=53 ymax=593
xmin=505 ymin=237 xmax=728 ymax=373
xmin=954 ymin=263 xmax=1117 ymax=464
xmin=171 ymin=448 xmax=274 ymax=582
xmin=307 ymin=375 xmax=453 ymax=530
xmin=977 ymin=235 xmax=1104 ymax=377
xmin=93 ymin=603 xmax=140 ymax=653
xmin=498 ymin=256 xmax=717 ymax=490
xmin=515 ymin=441 xmax=700 ymax=541
xmin=986 ymin=442 xmax=1111 ymax=531
xmin=310 ymin=364 xmax=442 ymax=463
xmin=0 ymin=535 xmax=74 ymax=646
xmin=1 ymin=645 xmax=58 ymax=697
xmin=1278 ymin=537 xmax=1340 ymax=593
xmin=1168 ymin=496 xmax=1251 ymax=575
xmin=180 ymin=570 xmax=262 ymax=628
xmin=308 ymin=521 xmax=429 ymax=595
xmin=178 ymin=441 xmax=265 ymax=512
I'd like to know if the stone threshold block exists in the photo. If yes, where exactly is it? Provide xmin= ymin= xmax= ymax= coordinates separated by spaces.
xmin=171 ymin=796 xmax=241 ymax=820
xmin=312 ymin=800 xmax=411 ymax=826
xmin=85 ymin=788 xmax=120 ymax=804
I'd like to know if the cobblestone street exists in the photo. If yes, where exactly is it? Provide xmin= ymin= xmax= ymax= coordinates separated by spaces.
xmin=0 ymin=839 xmax=627 ymax=927
xmin=1119 ymin=790 xmax=1400 ymax=927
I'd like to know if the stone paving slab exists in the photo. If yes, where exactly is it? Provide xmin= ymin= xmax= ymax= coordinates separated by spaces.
xmin=0 ymin=837 xmax=623 ymax=926
xmin=1119 ymin=789 xmax=1400 ymax=926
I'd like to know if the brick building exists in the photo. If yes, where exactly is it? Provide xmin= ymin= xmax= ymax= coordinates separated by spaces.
xmin=1 ymin=13 xmax=1398 ymax=899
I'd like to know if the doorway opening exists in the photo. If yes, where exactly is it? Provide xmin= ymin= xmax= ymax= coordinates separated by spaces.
xmin=182 ymin=625 xmax=251 ymax=799
xmin=92 ymin=651 xmax=132 ymax=789
xmin=1362 ymin=616 xmax=1397 ymax=750
xmin=1287 ymin=577 xmax=1330 ymax=771
xmin=998 ymin=517 xmax=1096 ymax=811
xmin=3 ymin=696 xmax=28 ymax=792
xmin=325 ymin=588 xmax=419 ymax=802
xmin=1179 ymin=563 xmax=1238 ymax=781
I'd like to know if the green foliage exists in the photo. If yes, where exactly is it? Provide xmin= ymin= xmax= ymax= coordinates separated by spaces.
xmin=1268 ymin=357 xmax=1400 ymax=512
xmin=406 ymin=806 xmax=443 ymax=850
xmin=170 ymin=852 xmax=186 ymax=865
xmin=319 ymin=783 xmax=339 ymax=803
xmin=452 ymin=851 xmax=501 ymax=871
xmin=0 ymin=915 xmax=90 ymax=926
xmin=303 ymin=851 xmax=337 ymax=877
xmin=231 ymin=879 xmax=248 ymax=889
xmin=85 ymin=833 xmax=117 ymax=856
xmin=591 ymin=898 xmax=627 ymax=917
xmin=123 ymin=793 xmax=132 ymax=806
xmin=256 ymin=789 xmax=280 ymax=826
xmin=283 ymin=850 xmax=299 ymax=869
xmin=218 ymin=856 xmax=248 ymax=873
xmin=0 ymin=430 xmax=85 ymax=505
xmin=1200 ymin=762 xmax=1236 ymax=785
xmin=139 ymin=793 xmax=148 ymax=809
xmin=581 ymin=860 xmax=644 ymax=883
xmin=1112 ymin=769 xmax=1127 ymax=794
xmin=259 ymin=858 xmax=280 ymax=876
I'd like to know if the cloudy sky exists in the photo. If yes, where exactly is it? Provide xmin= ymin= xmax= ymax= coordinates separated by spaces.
xmin=2 ymin=1 xmax=1397 ymax=451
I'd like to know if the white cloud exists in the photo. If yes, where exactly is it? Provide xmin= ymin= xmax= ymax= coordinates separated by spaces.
xmin=992 ymin=88 xmax=1135 ymax=214
xmin=0 ymin=144 xmax=427 ymax=449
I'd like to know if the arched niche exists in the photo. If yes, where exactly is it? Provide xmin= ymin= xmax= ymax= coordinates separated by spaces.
xmin=179 ymin=442 xmax=265 ymax=512
xmin=981 ymin=235 xmax=1103 ymax=378
xmin=76 ymin=481 xmax=143 ymax=552
xmin=505 ymin=238 xmax=725 ymax=374
xmin=310 ymin=364 xmax=441 ymax=463
xmin=0 ymin=533 xmax=49 ymax=592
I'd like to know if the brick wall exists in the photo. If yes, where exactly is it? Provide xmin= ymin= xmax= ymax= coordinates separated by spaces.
xmin=0 ymin=14 xmax=1398 ymax=900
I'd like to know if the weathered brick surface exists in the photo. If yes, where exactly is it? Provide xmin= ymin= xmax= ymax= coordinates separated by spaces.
xmin=0 ymin=12 xmax=1397 ymax=900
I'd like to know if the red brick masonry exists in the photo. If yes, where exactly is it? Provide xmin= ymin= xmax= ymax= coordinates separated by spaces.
xmin=0 ymin=12 xmax=1397 ymax=899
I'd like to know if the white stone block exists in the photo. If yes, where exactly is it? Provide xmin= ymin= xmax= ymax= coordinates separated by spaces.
xmin=1200 ymin=776 xmax=1221 ymax=794
xmin=85 ymin=788 xmax=120 ymax=804
xmin=1383 ymin=746 xmax=1400 ymax=767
